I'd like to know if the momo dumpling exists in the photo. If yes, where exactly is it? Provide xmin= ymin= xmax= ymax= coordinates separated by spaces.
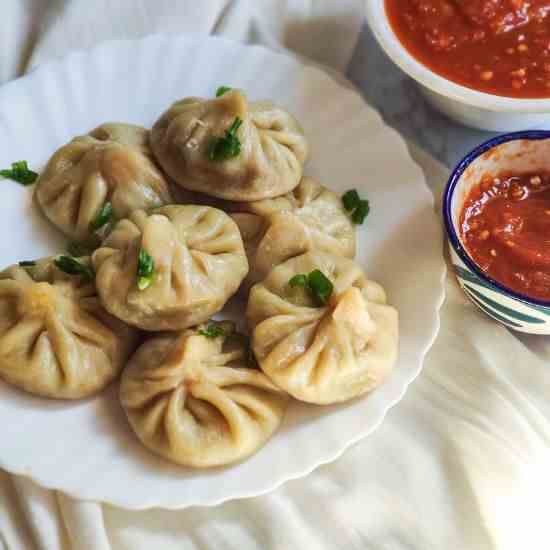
xmin=35 ymin=123 xmax=174 ymax=245
xmin=92 ymin=206 xmax=249 ymax=331
xmin=120 ymin=321 xmax=288 ymax=467
xmin=0 ymin=256 xmax=139 ymax=399
xmin=247 ymin=252 xmax=398 ymax=405
xmin=150 ymin=89 xmax=309 ymax=201
xmin=229 ymin=177 xmax=356 ymax=292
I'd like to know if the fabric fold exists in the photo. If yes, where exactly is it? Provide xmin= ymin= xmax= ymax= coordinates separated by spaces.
xmin=1 ymin=2 xmax=549 ymax=550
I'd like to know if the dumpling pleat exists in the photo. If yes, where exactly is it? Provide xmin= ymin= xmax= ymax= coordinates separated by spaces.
xmin=253 ymin=313 xmax=321 ymax=360
xmin=262 ymin=132 xmax=301 ymax=175
xmin=51 ymin=180 xmax=84 ymax=230
xmin=171 ymin=240 xmax=201 ymax=305
xmin=247 ymin=285 xmax=322 ymax=327
xmin=76 ymin=170 xmax=108 ymax=238
xmin=44 ymin=312 xmax=83 ymax=388
xmin=66 ymin=301 xmax=120 ymax=361
xmin=165 ymin=388 xmax=224 ymax=457
xmin=37 ymin=170 xmax=77 ymax=206
xmin=257 ymin=321 xmax=318 ymax=376
xmin=122 ymin=376 xmax=180 ymax=410
xmin=189 ymin=381 xmax=249 ymax=445
xmin=206 ymin=366 xmax=279 ymax=391
xmin=141 ymin=392 xmax=172 ymax=441
xmin=223 ymin=386 xmax=284 ymax=427
xmin=0 ymin=317 xmax=44 ymax=359
xmin=309 ymin=319 xmax=363 ymax=388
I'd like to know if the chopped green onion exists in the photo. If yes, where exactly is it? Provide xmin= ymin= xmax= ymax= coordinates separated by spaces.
xmin=287 ymin=269 xmax=334 ymax=306
xmin=351 ymin=200 xmax=370 ymax=225
xmin=342 ymin=189 xmax=360 ymax=211
xmin=137 ymin=249 xmax=154 ymax=290
xmin=54 ymin=256 xmax=94 ymax=281
xmin=289 ymin=274 xmax=308 ymax=288
xmin=0 ymin=161 xmax=38 ymax=186
xmin=208 ymin=117 xmax=243 ymax=162
xmin=352 ymin=199 xmax=370 ymax=225
xmin=307 ymin=270 xmax=333 ymax=305
xmin=342 ymin=189 xmax=370 ymax=225
xmin=216 ymin=86 xmax=232 ymax=97
xmin=18 ymin=260 xmax=36 ymax=267
xmin=89 ymin=201 xmax=113 ymax=232
xmin=198 ymin=322 xmax=225 ymax=338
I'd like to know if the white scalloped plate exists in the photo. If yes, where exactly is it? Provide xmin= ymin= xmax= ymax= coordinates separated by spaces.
xmin=0 ymin=35 xmax=445 ymax=510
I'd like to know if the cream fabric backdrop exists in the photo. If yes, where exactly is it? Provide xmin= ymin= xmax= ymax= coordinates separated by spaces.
xmin=1 ymin=2 xmax=549 ymax=549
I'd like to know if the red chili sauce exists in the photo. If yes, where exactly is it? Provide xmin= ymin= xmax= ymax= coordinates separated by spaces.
xmin=385 ymin=0 xmax=550 ymax=98
xmin=461 ymin=171 xmax=550 ymax=300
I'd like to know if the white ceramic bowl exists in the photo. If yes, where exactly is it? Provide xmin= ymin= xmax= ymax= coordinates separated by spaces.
xmin=444 ymin=131 xmax=550 ymax=334
xmin=365 ymin=1 xmax=550 ymax=132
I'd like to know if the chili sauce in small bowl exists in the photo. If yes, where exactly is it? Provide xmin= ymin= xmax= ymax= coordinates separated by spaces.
xmin=443 ymin=131 xmax=550 ymax=334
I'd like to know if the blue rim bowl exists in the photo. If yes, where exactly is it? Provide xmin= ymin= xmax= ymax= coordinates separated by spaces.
xmin=443 ymin=130 xmax=550 ymax=325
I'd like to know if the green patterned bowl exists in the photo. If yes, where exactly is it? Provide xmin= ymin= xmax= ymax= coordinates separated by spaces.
xmin=443 ymin=131 xmax=550 ymax=334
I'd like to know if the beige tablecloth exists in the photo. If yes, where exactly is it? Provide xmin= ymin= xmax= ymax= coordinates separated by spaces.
xmin=1 ymin=2 xmax=549 ymax=549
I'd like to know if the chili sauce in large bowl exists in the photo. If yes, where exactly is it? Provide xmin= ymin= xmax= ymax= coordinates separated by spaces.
xmin=386 ymin=0 xmax=550 ymax=98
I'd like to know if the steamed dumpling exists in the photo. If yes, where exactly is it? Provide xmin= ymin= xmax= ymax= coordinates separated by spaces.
xmin=230 ymin=177 xmax=356 ymax=292
xmin=35 ymin=123 xmax=174 ymax=245
xmin=0 ymin=257 xmax=139 ymax=399
xmin=120 ymin=322 xmax=288 ymax=467
xmin=92 ymin=206 xmax=249 ymax=331
xmin=150 ymin=89 xmax=308 ymax=201
xmin=247 ymin=252 xmax=398 ymax=405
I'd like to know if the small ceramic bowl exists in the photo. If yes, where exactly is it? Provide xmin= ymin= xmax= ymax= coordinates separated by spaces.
xmin=365 ymin=1 xmax=550 ymax=132
xmin=443 ymin=131 xmax=550 ymax=334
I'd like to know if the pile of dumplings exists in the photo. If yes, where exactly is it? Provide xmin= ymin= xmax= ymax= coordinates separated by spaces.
xmin=0 ymin=89 xmax=399 ymax=468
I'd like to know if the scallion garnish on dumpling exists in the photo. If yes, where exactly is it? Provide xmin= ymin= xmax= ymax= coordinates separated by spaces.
xmin=54 ymin=255 xmax=95 ymax=281
xmin=289 ymin=269 xmax=334 ymax=306
xmin=136 ymin=249 xmax=155 ymax=291
xmin=216 ymin=86 xmax=232 ymax=97
xmin=208 ymin=117 xmax=243 ymax=162
xmin=89 ymin=201 xmax=113 ymax=232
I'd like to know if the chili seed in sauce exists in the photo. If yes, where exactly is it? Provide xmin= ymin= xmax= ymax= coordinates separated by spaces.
xmin=460 ymin=171 xmax=550 ymax=301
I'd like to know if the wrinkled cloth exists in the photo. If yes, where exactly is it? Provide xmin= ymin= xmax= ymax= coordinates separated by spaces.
xmin=0 ymin=0 xmax=362 ymax=84
xmin=1 ymin=2 xmax=549 ymax=550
